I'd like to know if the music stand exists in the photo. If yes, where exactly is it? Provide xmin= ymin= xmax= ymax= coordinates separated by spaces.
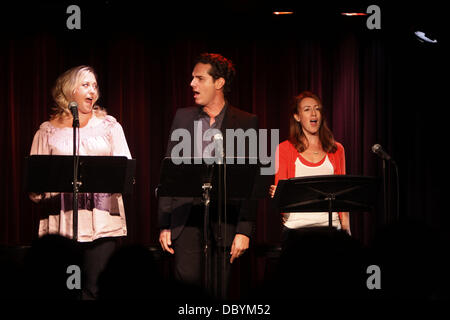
xmin=273 ymin=175 xmax=378 ymax=227
xmin=157 ymin=157 xmax=262 ymax=198
xmin=24 ymin=155 xmax=136 ymax=240
xmin=157 ymin=157 xmax=261 ymax=298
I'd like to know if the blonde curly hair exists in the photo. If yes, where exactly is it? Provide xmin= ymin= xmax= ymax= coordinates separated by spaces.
xmin=50 ymin=65 xmax=105 ymax=120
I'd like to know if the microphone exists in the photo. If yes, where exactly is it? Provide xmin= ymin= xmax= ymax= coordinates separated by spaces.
xmin=213 ymin=133 xmax=224 ymax=163
xmin=372 ymin=144 xmax=392 ymax=161
xmin=69 ymin=102 xmax=79 ymax=127
xmin=213 ymin=133 xmax=223 ymax=142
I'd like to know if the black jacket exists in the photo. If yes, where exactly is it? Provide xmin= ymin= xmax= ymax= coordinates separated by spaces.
xmin=158 ymin=105 xmax=259 ymax=243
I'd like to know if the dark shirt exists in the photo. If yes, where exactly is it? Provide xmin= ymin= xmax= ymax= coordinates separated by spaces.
xmin=195 ymin=103 xmax=227 ymax=157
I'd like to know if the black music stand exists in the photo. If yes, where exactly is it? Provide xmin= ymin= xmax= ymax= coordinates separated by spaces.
xmin=157 ymin=157 xmax=261 ymax=298
xmin=24 ymin=155 xmax=136 ymax=240
xmin=273 ymin=175 xmax=378 ymax=227
xmin=157 ymin=157 xmax=262 ymax=198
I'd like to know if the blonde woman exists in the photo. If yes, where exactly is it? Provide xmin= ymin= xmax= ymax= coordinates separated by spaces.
xmin=29 ymin=65 xmax=132 ymax=299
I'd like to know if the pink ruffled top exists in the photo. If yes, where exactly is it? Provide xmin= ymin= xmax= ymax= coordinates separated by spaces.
xmin=30 ymin=114 xmax=132 ymax=242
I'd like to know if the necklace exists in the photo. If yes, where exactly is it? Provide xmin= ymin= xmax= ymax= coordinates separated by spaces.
xmin=303 ymin=150 xmax=319 ymax=155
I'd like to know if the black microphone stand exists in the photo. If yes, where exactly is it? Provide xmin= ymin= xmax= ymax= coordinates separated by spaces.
xmin=382 ymin=159 xmax=388 ymax=224
xmin=216 ymin=141 xmax=226 ymax=300
xmin=373 ymin=144 xmax=399 ymax=224
xmin=202 ymin=167 xmax=213 ymax=294
xmin=72 ymin=115 xmax=80 ymax=241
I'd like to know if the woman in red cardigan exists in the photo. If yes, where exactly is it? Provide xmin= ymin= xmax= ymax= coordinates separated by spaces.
xmin=270 ymin=91 xmax=351 ymax=235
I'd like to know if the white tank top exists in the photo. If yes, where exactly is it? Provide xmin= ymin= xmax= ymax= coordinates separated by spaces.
xmin=283 ymin=154 xmax=340 ymax=229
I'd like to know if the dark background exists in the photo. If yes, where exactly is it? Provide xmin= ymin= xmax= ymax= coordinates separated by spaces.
xmin=1 ymin=0 xmax=449 ymax=298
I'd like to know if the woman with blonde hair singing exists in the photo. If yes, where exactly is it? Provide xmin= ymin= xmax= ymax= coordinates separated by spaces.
xmin=29 ymin=65 xmax=132 ymax=299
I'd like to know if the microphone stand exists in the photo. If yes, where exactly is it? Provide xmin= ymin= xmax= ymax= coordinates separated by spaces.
xmin=215 ymin=137 xmax=227 ymax=300
xmin=72 ymin=117 xmax=80 ymax=241
xmin=216 ymin=146 xmax=225 ymax=300
xmin=393 ymin=161 xmax=399 ymax=222
xmin=382 ymin=159 xmax=388 ymax=224
xmin=202 ymin=167 xmax=213 ymax=295
xmin=373 ymin=145 xmax=398 ymax=224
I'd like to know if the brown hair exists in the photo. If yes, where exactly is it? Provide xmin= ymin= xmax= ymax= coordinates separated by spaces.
xmin=289 ymin=91 xmax=337 ymax=153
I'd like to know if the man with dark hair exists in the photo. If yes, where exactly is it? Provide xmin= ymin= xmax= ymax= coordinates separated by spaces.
xmin=194 ymin=53 xmax=236 ymax=93
xmin=158 ymin=53 xmax=258 ymax=298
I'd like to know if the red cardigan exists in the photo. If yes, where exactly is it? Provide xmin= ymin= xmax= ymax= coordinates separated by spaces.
xmin=274 ymin=140 xmax=346 ymax=217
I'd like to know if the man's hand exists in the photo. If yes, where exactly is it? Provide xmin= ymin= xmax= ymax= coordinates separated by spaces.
xmin=29 ymin=192 xmax=60 ymax=204
xmin=340 ymin=212 xmax=352 ymax=236
xmin=159 ymin=229 xmax=174 ymax=254
xmin=230 ymin=234 xmax=250 ymax=264
xmin=29 ymin=192 xmax=45 ymax=204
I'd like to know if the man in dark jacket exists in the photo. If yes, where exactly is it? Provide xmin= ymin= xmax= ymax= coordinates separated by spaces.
xmin=158 ymin=53 xmax=258 ymax=297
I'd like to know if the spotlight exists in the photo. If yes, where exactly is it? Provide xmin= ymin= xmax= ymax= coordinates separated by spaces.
xmin=340 ymin=12 xmax=367 ymax=16
xmin=414 ymin=31 xmax=438 ymax=44
xmin=273 ymin=11 xmax=294 ymax=15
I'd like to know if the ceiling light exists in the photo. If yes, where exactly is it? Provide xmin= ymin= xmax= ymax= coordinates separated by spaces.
xmin=341 ymin=12 xmax=367 ymax=16
xmin=273 ymin=11 xmax=294 ymax=15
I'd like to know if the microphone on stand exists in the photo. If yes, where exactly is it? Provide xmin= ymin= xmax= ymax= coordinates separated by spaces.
xmin=69 ymin=101 xmax=80 ymax=240
xmin=69 ymin=102 xmax=79 ymax=127
xmin=213 ymin=131 xmax=226 ymax=299
xmin=371 ymin=143 xmax=399 ymax=223
xmin=371 ymin=144 xmax=394 ymax=163
xmin=213 ymin=133 xmax=224 ymax=164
